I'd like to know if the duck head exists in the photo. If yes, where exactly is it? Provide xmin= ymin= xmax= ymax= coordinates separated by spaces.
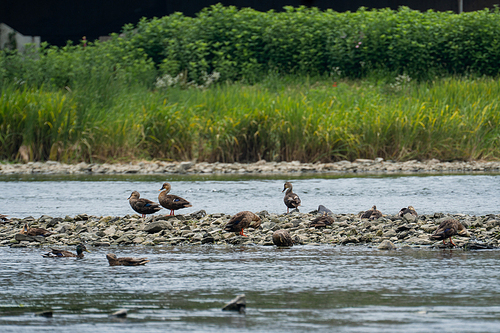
xmin=128 ymin=191 xmax=140 ymax=200
xmin=159 ymin=183 xmax=172 ymax=193
xmin=282 ymin=182 xmax=292 ymax=192
xmin=76 ymin=243 xmax=90 ymax=255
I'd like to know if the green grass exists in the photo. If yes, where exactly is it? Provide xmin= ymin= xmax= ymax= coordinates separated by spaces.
xmin=1 ymin=75 xmax=499 ymax=163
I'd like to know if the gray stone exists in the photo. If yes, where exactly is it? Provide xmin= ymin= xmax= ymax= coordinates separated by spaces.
xmin=378 ymin=240 xmax=396 ymax=250
xmin=143 ymin=221 xmax=171 ymax=234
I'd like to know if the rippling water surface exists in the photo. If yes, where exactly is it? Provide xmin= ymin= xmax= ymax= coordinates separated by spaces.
xmin=1 ymin=173 xmax=500 ymax=332
xmin=1 ymin=173 xmax=500 ymax=218
xmin=1 ymin=245 xmax=500 ymax=332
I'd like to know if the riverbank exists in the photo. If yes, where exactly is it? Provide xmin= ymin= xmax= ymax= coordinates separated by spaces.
xmin=1 ymin=210 xmax=498 ymax=249
xmin=1 ymin=159 xmax=500 ymax=175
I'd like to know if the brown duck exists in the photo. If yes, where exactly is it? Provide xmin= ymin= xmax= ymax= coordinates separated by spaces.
xmin=360 ymin=205 xmax=383 ymax=219
xmin=310 ymin=212 xmax=335 ymax=228
xmin=128 ymin=191 xmax=162 ymax=218
xmin=272 ymin=229 xmax=294 ymax=247
xmin=106 ymin=253 xmax=150 ymax=266
xmin=158 ymin=182 xmax=192 ymax=215
xmin=430 ymin=218 xmax=469 ymax=246
xmin=42 ymin=243 xmax=90 ymax=258
xmin=21 ymin=223 xmax=53 ymax=237
xmin=398 ymin=206 xmax=418 ymax=217
xmin=282 ymin=181 xmax=301 ymax=214
xmin=224 ymin=211 xmax=261 ymax=237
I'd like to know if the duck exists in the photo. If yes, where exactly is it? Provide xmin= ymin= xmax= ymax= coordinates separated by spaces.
xmin=128 ymin=191 xmax=162 ymax=218
xmin=430 ymin=218 xmax=469 ymax=246
xmin=21 ymin=223 xmax=53 ymax=237
xmin=42 ymin=243 xmax=90 ymax=258
xmin=106 ymin=253 xmax=149 ymax=266
xmin=310 ymin=212 xmax=335 ymax=228
xmin=272 ymin=229 xmax=294 ymax=247
xmin=158 ymin=182 xmax=192 ymax=215
xmin=282 ymin=181 xmax=301 ymax=214
xmin=224 ymin=211 xmax=261 ymax=237
xmin=360 ymin=205 xmax=383 ymax=219
xmin=398 ymin=206 xmax=418 ymax=217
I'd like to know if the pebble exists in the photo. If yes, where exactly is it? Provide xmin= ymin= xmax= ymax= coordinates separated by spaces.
xmin=1 ymin=211 xmax=498 ymax=249
xmin=1 ymin=159 xmax=500 ymax=175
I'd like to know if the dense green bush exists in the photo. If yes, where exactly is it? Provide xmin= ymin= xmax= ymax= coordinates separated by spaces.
xmin=121 ymin=5 xmax=500 ymax=81
xmin=2 ymin=5 xmax=500 ymax=85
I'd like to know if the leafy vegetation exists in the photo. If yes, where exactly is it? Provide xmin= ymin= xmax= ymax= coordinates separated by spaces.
xmin=1 ymin=5 xmax=500 ymax=163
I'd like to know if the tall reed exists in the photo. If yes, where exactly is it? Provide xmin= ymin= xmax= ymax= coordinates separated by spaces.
xmin=1 ymin=76 xmax=499 ymax=163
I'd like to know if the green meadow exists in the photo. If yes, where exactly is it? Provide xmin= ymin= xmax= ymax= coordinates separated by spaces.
xmin=1 ymin=5 xmax=500 ymax=163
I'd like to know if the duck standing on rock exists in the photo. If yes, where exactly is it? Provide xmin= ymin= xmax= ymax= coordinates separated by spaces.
xmin=106 ymin=253 xmax=149 ymax=266
xmin=224 ymin=211 xmax=261 ymax=237
xmin=42 ymin=243 xmax=90 ymax=258
xmin=430 ymin=218 xmax=469 ymax=246
xmin=158 ymin=182 xmax=192 ymax=216
xmin=360 ymin=205 xmax=383 ymax=220
xmin=272 ymin=229 xmax=294 ymax=247
xmin=21 ymin=223 xmax=53 ymax=237
xmin=128 ymin=191 xmax=162 ymax=219
xmin=398 ymin=206 xmax=418 ymax=217
xmin=283 ymin=181 xmax=301 ymax=214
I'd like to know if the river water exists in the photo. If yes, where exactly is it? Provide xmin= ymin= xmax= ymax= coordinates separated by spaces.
xmin=1 ymin=173 xmax=500 ymax=332
xmin=1 ymin=173 xmax=500 ymax=218
xmin=1 ymin=245 xmax=500 ymax=332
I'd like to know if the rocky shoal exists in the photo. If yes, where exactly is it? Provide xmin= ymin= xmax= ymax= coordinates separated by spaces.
xmin=2 ymin=210 xmax=499 ymax=250
xmin=1 ymin=158 xmax=500 ymax=175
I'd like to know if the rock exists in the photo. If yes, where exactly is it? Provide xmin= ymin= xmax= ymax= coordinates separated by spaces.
xmin=189 ymin=210 xmax=207 ymax=219
xmin=402 ymin=213 xmax=417 ymax=223
xmin=222 ymin=294 xmax=246 ymax=313
xmin=14 ymin=234 xmax=44 ymax=242
xmin=378 ymin=240 xmax=396 ymax=250
xmin=143 ymin=221 xmax=171 ymax=234
xmin=261 ymin=222 xmax=277 ymax=231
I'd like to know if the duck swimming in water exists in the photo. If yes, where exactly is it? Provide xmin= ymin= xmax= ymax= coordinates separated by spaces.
xmin=158 ymin=182 xmax=192 ymax=216
xmin=42 ymin=243 xmax=90 ymax=258
xmin=106 ymin=253 xmax=149 ymax=266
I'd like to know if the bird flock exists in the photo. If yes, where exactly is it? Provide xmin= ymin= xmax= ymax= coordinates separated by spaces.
xmin=34 ymin=181 xmax=466 ymax=264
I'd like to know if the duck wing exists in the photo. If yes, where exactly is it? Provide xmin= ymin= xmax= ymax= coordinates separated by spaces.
xmin=284 ymin=192 xmax=301 ymax=208
xmin=159 ymin=194 xmax=192 ymax=210
xmin=431 ymin=219 xmax=458 ymax=240
xmin=224 ymin=211 xmax=252 ymax=232
xmin=131 ymin=198 xmax=161 ymax=215
xmin=310 ymin=213 xmax=334 ymax=228
xmin=42 ymin=248 xmax=76 ymax=258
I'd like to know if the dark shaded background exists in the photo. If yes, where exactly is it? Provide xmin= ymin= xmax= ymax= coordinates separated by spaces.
xmin=1 ymin=0 xmax=499 ymax=46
